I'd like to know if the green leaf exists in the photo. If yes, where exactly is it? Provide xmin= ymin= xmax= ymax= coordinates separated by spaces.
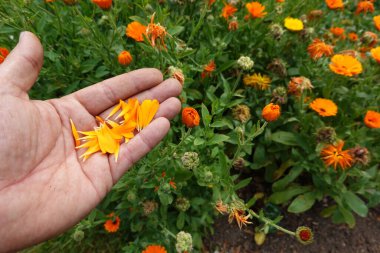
xmin=168 ymin=26 xmax=184 ymax=35
xmin=234 ymin=178 xmax=252 ymax=191
xmin=273 ymin=166 xmax=303 ymax=191
xmin=271 ymin=131 xmax=309 ymax=151
xmin=209 ymin=134 xmax=229 ymax=145
xmin=194 ymin=137 xmax=205 ymax=146
xmin=343 ymin=191 xmax=368 ymax=217
xmin=287 ymin=192 xmax=316 ymax=213
xmin=336 ymin=207 xmax=356 ymax=228
xmin=158 ymin=191 xmax=173 ymax=206
xmin=176 ymin=212 xmax=185 ymax=229
xmin=201 ymin=104 xmax=212 ymax=127
xmin=320 ymin=205 xmax=337 ymax=218
xmin=269 ymin=186 xmax=310 ymax=204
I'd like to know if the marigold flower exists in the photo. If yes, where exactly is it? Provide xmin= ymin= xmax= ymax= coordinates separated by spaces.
xmin=364 ymin=110 xmax=380 ymax=128
xmin=262 ymin=103 xmax=281 ymax=122
xmin=245 ymin=2 xmax=267 ymax=19
xmin=325 ymin=0 xmax=344 ymax=10
xmin=92 ymin=0 xmax=112 ymax=9
xmin=104 ymin=213 xmax=120 ymax=233
xmin=329 ymin=54 xmax=362 ymax=76
xmin=355 ymin=1 xmax=374 ymax=15
xmin=201 ymin=60 xmax=216 ymax=79
xmin=374 ymin=16 xmax=380 ymax=31
xmin=370 ymin=47 xmax=380 ymax=63
xmin=348 ymin=32 xmax=358 ymax=42
xmin=221 ymin=3 xmax=237 ymax=20
xmin=0 ymin=48 xmax=9 ymax=64
xmin=182 ymin=107 xmax=200 ymax=128
xmin=284 ymin=17 xmax=304 ymax=31
xmin=330 ymin=27 xmax=345 ymax=39
xmin=288 ymin=77 xmax=313 ymax=96
xmin=309 ymin=98 xmax=337 ymax=117
xmin=137 ymin=99 xmax=160 ymax=131
xmin=118 ymin=50 xmax=132 ymax=66
xmin=295 ymin=226 xmax=313 ymax=245
xmin=307 ymin=39 xmax=334 ymax=60
xmin=142 ymin=245 xmax=167 ymax=253
xmin=146 ymin=13 xmax=168 ymax=48
xmin=320 ymin=140 xmax=353 ymax=170
xmin=243 ymin=73 xmax=271 ymax=90
xmin=126 ymin=21 xmax=147 ymax=42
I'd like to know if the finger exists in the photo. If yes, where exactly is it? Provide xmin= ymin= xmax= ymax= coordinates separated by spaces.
xmin=109 ymin=117 xmax=170 ymax=182
xmin=70 ymin=68 xmax=163 ymax=116
xmin=0 ymin=32 xmax=43 ymax=95
xmin=154 ymin=97 xmax=181 ymax=120
xmin=98 ymin=78 xmax=182 ymax=119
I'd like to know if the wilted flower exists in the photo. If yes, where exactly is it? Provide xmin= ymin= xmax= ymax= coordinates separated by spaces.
xmin=118 ymin=50 xmax=132 ymax=66
xmin=0 ymin=48 xmax=9 ymax=64
xmin=228 ymin=200 xmax=252 ymax=229
xmin=364 ymin=110 xmax=380 ymax=128
xmin=316 ymin=127 xmax=336 ymax=144
xmin=325 ymin=0 xmax=343 ymax=10
xmin=355 ymin=1 xmax=374 ymax=15
xmin=269 ymin=23 xmax=284 ymax=40
xmin=232 ymin=104 xmax=251 ymax=123
xmin=262 ymin=103 xmax=281 ymax=122
xmin=146 ymin=13 xmax=168 ymax=48
xmin=245 ymin=2 xmax=267 ymax=19
xmin=267 ymin=58 xmax=287 ymax=77
xmin=350 ymin=146 xmax=370 ymax=165
xmin=142 ymin=200 xmax=158 ymax=216
xmin=181 ymin=151 xmax=200 ymax=170
xmin=307 ymin=39 xmax=334 ymax=60
xmin=272 ymin=86 xmax=288 ymax=104
xmin=309 ymin=98 xmax=338 ymax=117
xmin=215 ymin=200 xmax=229 ymax=214
xmin=104 ymin=213 xmax=120 ymax=233
xmin=243 ymin=73 xmax=271 ymax=90
xmin=284 ymin=17 xmax=304 ymax=31
xmin=320 ymin=140 xmax=353 ymax=170
xmin=175 ymin=231 xmax=193 ymax=253
xmin=175 ymin=197 xmax=190 ymax=212
xmin=300 ymin=27 xmax=315 ymax=40
xmin=237 ymin=56 xmax=254 ymax=70
xmin=295 ymin=226 xmax=313 ymax=245
xmin=288 ymin=77 xmax=313 ymax=96
xmin=182 ymin=107 xmax=200 ymax=127
xmin=126 ymin=21 xmax=147 ymax=42
xmin=168 ymin=66 xmax=185 ymax=85
xmin=233 ymin=157 xmax=246 ymax=171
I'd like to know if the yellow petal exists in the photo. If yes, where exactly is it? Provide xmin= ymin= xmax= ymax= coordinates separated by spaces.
xmin=70 ymin=119 xmax=80 ymax=147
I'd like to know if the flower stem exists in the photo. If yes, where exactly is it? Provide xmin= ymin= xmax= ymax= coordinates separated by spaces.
xmin=247 ymin=209 xmax=296 ymax=236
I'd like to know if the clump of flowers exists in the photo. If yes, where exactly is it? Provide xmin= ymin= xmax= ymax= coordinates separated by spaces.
xmin=287 ymin=76 xmax=313 ymax=96
xmin=232 ymin=104 xmax=251 ymax=123
xmin=243 ymin=73 xmax=271 ymax=90
xmin=309 ymin=98 xmax=337 ymax=117
xmin=307 ymin=39 xmax=334 ymax=60
xmin=182 ymin=107 xmax=200 ymax=128
xmin=262 ymin=103 xmax=281 ymax=122
xmin=175 ymin=231 xmax=193 ymax=253
xmin=237 ymin=56 xmax=254 ymax=70
xmin=329 ymin=54 xmax=363 ymax=76
xmin=295 ymin=226 xmax=314 ymax=245
xmin=104 ymin=213 xmax=120 ymax=233
xmin=284 ymin=17 xmax=304 ymax=32
xmin=126 ymin=21 xmax=147 ymax=42
xmin=320 ymin=140 xmax=353 ymax=170
xmin=364 ymin=110 xmax=380 ymax=128
xmin=181 ymin=151 xmax=200 ymax=170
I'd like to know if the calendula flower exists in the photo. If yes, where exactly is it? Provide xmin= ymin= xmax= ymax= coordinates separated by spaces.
xmin=182 ymin=107 xmax=200 ymax=128
xmin=262 ymin=103 xmax=281 ymax=122
xmin=295 ymin=227 xmax=314 ymax=245
xmin=118 ymin=50 xmax=132 ymax=66
xmin=355 ymin=1 xmax=374 ymax=15
xmin=142 ymin=245 xmax=167 ymax=253
xmin=330 ymin=27 xmax=345 ymax=39
xmin=201 ymin=60 xmax=216 ymax=79
xmin=320 ymin=140 xmax=353 ymax=170
xmin=228 ymin=208 xmax=252 ymax=229
xmin=146 ymin=13 xmax=168 ymax=48
xmin=374 ymin=16 xmax=380 ymax=31
xmin=243 ymin=73 xmax=271 ymax=90
xmin=325 ymin=0 xmax=344 ymax=10
xmin=221 ymin=3 xmax=237 ymax=20
xmin=370 ymin=47 xmax=380 ymax=63
xmin=0 ymin=48 xmax=9 ymax=64
xmin=284 ymin=17 xmax=304 ymax=31
xmin=329 ymin=54 xmax=362 ymax=76
xmin=104 ymin=213 xmax=120 ymax=233
xmin=92 ymin=0 xmax=112 ymax=9
xmin=228 ymin=19 xmax=239 ymax=31
xmin=348 ymin=32 xmax=358 ymax=42
xmin=307 ymin=39 xmax=334 ymax=60
xmin=126 ymin=21 xmax=147 ymax=42
xmin=245 ymin=2 xmax=267 ymax=19
xmin=309 ymin=98 xmax=337 ymax=117
xmin=137 ymin=99 xmax=160 ymax=131
xmin=364 ymin=110 xmax=380 ymax=128
xmin=288 ymin=77 xmax=313 ymax=96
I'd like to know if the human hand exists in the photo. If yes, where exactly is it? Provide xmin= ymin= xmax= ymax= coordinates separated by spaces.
xmin=0 ymin=32 xmax=182 ymax=252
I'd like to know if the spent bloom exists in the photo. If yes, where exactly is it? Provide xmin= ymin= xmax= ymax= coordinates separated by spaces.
xmin=175 ymin=231 xmax=193 ymax=253
xmin=329 ymin=54 xmax=362 ymax=76
xmin=221 ymin=3 xmax=237 ymax=20
xmin=355 ymin=1 xmax=374 ymax=15
xmin=237 ymin=56 xmax=254 ymax=70
xmin=104 ymin=213 xmax=120 ymax=233
xmin=267 ymin=58 xmax=287 ymax=77
xmin=307 ymin=39 xmax=334 ymax=60
xmin=92 ymin=0 xmax=112 ymax=9
xmin=269 ymin=23 xmax=284 ymax=40
xmin=243 ymin=73 xmax=271 ymax=90
xmin=370 ymin=47 xmax=380 ymax=63
xmin=182 ymin=107 xmax=200 ymax=127
xmin=142 ymin=200 xmax=158 ymax=216
xmin=232 ymin=104 xmax=251 ymax=123
xmin=272 ymin=86 xmax=288 ymax=104
xmin=320 ymin=140 xmax=353 ymax=170
xmin=146 ymin=13 xmax=168 ymax=48
xmin=287 ymin=77 xmax=313 ymax=96
xmin=228 ymin=19 xmax=239 ymax=31
xmin=262 ymin=103 xmax=281 ymax=122
xmin=142 ymin=245 xmax=167 ymax=253
xmin=245 ymin=2 xmax=267 ymax=19
xmin=350 ymin=146 xmax=370 ymax=166
xmin=0 ymin=48 xmax=9 ymax=64
xmin=316 ymin=127 xmax=336 ymax=144
xmin=361 ymin=31 xmax=378 ymax=48
xmin=168 ymin=66 xmax=185 ymax=85
xmin=284 ymin=17 xmax=304 ymax=31
xmin=295 ymin=226 xmax=314 ymax=245
xmin=364 ymin=110 xmax=380 ymax=128
xmin=325 ymin=0 xmax=344 ymax=10
xmin=309 ymin=98 xmax=337 ymax=117
xmin=181 ymin=151 xmax=200 ymax=170
xmin=118 ymin=50 xmax=132 ymax=66
xmin=126 ymin=21 xmax=147 ymax=42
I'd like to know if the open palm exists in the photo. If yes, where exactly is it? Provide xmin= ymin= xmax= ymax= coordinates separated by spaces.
xmin=0 ymin=32 xmax=182 ymax=252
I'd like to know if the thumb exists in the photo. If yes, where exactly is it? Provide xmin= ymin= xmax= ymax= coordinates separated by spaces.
xmin=0 ymin=31 xmax=43 ymax=95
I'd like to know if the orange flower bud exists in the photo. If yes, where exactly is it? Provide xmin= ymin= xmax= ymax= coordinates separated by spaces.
xmin=182 ymin=107 xmax=200 ymax=128
xmin=0 ymin=48 xmax=9 ymax=64
xmin=92 ymin=0 xmax=112 ymax=10
xmin=262 ymin=103 xmax=281 ymax=122
xmin=118 ymin=51 xmax=133 ymax=66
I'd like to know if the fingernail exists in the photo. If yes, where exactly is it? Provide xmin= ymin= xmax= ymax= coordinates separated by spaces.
xmin=19 ymin=31 xmax=27 ymax=41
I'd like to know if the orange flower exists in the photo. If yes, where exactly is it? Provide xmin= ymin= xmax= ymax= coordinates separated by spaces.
xmin=104 ymin=213 xmax=120 ymax=233
xmin=182 ymin=107 xmax=200 ymax=128
xmin=146 ymin=13 xmax=168 ymax=48
xmin=325 ymin=0 xmax=344 ymax=9
xmin=201 ymin=60 xmax=216 ymax=79
xmin=355 ymin=0 xmax=374 ymax=15
xmin=126 ymin=21 xmax=147 ymax=42
xmin=309 ymin=98 xmax=337 ymax=117
xmin=142 ymin=245 xmax=167 ymax=253
xmin=0 ymin=47 xmax=9 ymax=64
xmin=364 ymin=110 xmax=380 ymax=128
xmin=348 ymin=32 xmax=358 ymax=42
xmin=228 ymin=208 xmax=252 ymax=229
xmin=276 ymin=0 xmax=285 ymax=2
xmin=307 ymin=39 xmax=334 ymax=60
xmin=246 ymin=2 xmax=267 ymax=19
xmin=320 ymin=140 xmax=353 ymax=170
xmin=262 ymin=103 xmax=280 ymax=122
xmin=370 ymin=47 xmax=380 ymax=63
xmin=92 ymin=0 xmax=112 ymax=9
xmin=374 ymin=16 xmax=380 ymax=31
xmin=137 ymin=99 xmax=160 ymax=131
xmin=221 ymin=3 xmax=237 ymax=20
xmin=288 ymin=77 xmax=313 ymax=96
xmin=329 ymin=54 xmax=363 ymax=76
xmin=330 ymin=27 xmax=345 ymax=39
xmin=118 ymin=50 xmax=132 ymax=66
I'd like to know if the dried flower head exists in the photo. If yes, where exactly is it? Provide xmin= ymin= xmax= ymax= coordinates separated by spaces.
xmin=316 ymin=127 xmax=336 ymax=144
xmin=142 ymin=200 xmax=158 ymax=216
xmin=104 ymin=213 xmax=120 ymax=233
xmin=307 ymin=10 xmax=323 ymax=20
xmin=181 ymin=151 xmax=200 ymax=170
xmin=284 ymin=17 xmax=304 ymax=31
xmin=182 ymin=107 xmax=200 ymax=128
xmin=146 ymin=13 xmax=168 ymax=48
xmin=233 ymin=157 xmax=246 ymax=171
xmin=215 ymin=200 xmax=229 ymax=214
xmin=243 ymin=73 xmax=271 ymax=90
xmin=232 ymin=104 xmax=251 ymax=123
xmin=175 ymin=231 xmax=193 ymax=253
xmin=350 ymin=146 xmax=370 ymax=165
xmin=272 ymin=86 xmax=288 ymax=104
xmin=262 ymin=103 xmax=281 ymax=122
xmin=309 ymin=98 xmax=338 ymax=117
xmin=320 ymin=140 xmax=353 ymax=170
xmin=228 ymin=200 xmax=252 ymax=229
xmin=295 ymin=226 xmax=314 ymax=245
xmin=237 ymin=56 xmax=254 ymax=70
xmin=329 ymin=54 xmax=362 ymax=76
xmin=307 ymin=39 xmax=334 ymax=60
xmin=288 ymin=77 xmax=313 ymax=96
xmin=364 ymin=110 xmax=380 ymax=128
xmin=228 ymin=19 xmax=239 ymax=31
xmin=269 ymin=23 xmax=284 ymax=40
xmin=126 ymin=21 xmax=147 ymax=42
xmin=267 ymin=58 xmax=287 ymax=77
